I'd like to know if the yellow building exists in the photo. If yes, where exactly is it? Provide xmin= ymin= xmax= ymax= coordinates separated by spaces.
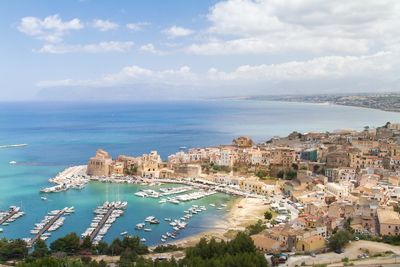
xmin=295 ymin=235 xmax=325 ymax=252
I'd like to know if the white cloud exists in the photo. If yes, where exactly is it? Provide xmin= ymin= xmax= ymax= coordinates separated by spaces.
xmin=187 ymin=0 xmax=400 ymax=55
xmin=126 ymin=22 xmax=149 ymax=31
xmin=37 ymin=65 xmax=195 ymax=88
xmin=18 ymin=14 xmax=83 ymax=43
xmin=37 ymin=51 xmax=399 ymax=96
xmin=140 ymin=43 xmax=165 ymax=55
xmin=38 ymin=41 xmax=133 ymax=54
xmin=164 ymin=26 xmax=194 ymax=38
xmin=92 ymin=19 xmax=119 ymax=31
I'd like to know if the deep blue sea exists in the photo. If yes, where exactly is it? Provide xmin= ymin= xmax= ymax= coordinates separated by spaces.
xmin=1 ymin=100 xmax=400 ymax=245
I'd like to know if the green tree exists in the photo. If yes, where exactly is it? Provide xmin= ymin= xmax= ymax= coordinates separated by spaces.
xmin=328 ymin=230 xmax=353 ymax=251
xmin=264 ymin=210 xmax=273 ymax=220
xmin=50 ymin=233 xmax=80 ymax=255
xmin=31 ymin=239 xmax=49 ymax=258
xmin=245 ymin=220 xmax=267 ymax=235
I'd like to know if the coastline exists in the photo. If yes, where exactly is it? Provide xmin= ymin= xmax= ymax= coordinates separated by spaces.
xmin=161 ymin=197 xmax=267 ymax=248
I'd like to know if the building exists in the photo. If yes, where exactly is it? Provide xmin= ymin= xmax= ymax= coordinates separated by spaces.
xmin=87 ymin=149 xmax=113 ymax=176
xmin=295 ymin=235 xmax=325 ymax=252
xmin=377 ymin=208 xmax=400 ymax=236
xmin=301 ymin=148 xmax=318 ymax=162
xmin=232 ymin=136 xmax=253 ymax=148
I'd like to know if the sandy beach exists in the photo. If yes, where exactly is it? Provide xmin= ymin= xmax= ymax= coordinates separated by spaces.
xmin=161 ymin=197 xmax=268 ymax=248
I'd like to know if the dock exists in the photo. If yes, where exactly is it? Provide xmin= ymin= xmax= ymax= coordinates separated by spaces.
xmin=0 ymin=209 xmax=19 ymax=225
xmin=90 ymin=206 xmax=115 ymax=241
xmin=27 ymin=208 xmax=68 ymax=247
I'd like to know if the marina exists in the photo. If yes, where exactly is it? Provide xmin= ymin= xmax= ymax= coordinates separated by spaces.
xmin=27 ymin=207 xmax=74 ymax=247
xmin=82 ymin=201 xmax=127 ymax=244
xmin=41 ymin=165 xmax=89 ymax=193
xmin=0 ymin=206 xmax=24 ymax=226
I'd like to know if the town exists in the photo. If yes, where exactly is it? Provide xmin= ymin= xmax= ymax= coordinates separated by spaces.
xmin=38 ymin=121 xmax=400 ymax=265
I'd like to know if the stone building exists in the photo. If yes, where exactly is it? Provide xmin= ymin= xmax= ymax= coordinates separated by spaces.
xmin=232 ymin=136 xmax=253 ymax=148
xmin=87 ymin=149 xmax=113 ymax=176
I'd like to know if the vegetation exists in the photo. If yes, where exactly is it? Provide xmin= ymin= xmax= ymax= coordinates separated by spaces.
xmin=264 ymin=210 xmax=273 ymax=220
xmin=5 ymin=231 xmax=268 ymax=267
xmin=328 ymin=229 xmax=353 ymax=251
xmin=0 ymin=238 xmax=28 ymax=262
xmin=153 ymin=244 xmax=182 ymax=253
xmin=245 ymin=219 xmax=267 ymax=235
xmin=256 ymin=170 xmax=268 ymax=179
xmin=277 ymin=169 xmax=297 ymax=180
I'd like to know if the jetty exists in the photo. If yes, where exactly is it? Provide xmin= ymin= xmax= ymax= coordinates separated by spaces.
xmin=27 ymin=207 xmax=74 ymax=247
xmin=89 ymin=206 xmax=115 ymax=241
xmin=0 ymin=206 xmax=24 ymax=225
xmin=82 ymin=201 xmax=127 ymax=244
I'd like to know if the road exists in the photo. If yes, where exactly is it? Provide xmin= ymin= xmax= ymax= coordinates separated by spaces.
xmin=285 ymin=240 xmax=400 ymax=267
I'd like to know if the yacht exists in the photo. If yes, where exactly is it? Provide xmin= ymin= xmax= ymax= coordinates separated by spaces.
xmin=135 ymin=223 xmax=145 ymax=230
xmin=134 ymin=191 xmax=148 ymax=197
xmin=144 ymin=216 xmax=155 ymax=222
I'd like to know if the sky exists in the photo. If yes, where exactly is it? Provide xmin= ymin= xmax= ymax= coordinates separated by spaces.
xmin=1 ymin=0 xmax=400 ymax=101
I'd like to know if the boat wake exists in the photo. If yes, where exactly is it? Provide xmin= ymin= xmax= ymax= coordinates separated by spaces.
xmin=0 ymin=144 xmax=28 ymax=149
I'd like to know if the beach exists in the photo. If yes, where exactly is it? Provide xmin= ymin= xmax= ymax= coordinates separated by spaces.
xmin=164 ymin=197 xmax=267 ymax=248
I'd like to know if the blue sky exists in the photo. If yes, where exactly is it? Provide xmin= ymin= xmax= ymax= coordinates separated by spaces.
xmin=1 ymin=0 xmax=400 ymax=101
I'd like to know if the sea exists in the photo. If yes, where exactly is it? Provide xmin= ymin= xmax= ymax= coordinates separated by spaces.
xmin=1 ymin=100 xmax=400 ymax=246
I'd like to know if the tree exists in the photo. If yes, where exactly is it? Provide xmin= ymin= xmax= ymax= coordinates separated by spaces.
xmin=328 ymin=230 xmax=353 ymax=251
xmin=50 ymin=233 xmax=80 ymax=255
xmin=31 ymin=239 xmax=49 ymax=258
xmin=256 ymin=170 xmax=267 ymax=179
xmin=264 ymin=210 xmax=273 ymax=220
xmin=245 ymin=220 xmax=267 ymax=235
xmin=95 ymin=241 xmax=109 ymax=255
xmin=81 ymin=236 xmax=93 ymax=251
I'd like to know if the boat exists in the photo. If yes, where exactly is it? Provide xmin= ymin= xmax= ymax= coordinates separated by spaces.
xmin=144 ymin=216 xmax=156 ymax=222
xmin=161 ymin=238 xmax=166 ymax=242
xmin=120 ymin=231 xmax=128 ymax=236
xmin=140 ymin=238 xmax=146 ymax=242
xmin=135 ymin=223 xmax=145 ymax=230
xmin=149 ymin=219 xmax=160 ymax=224
xmin=221 ymin=204 xmax=227 ymax=207
xmin=159 ymin=199 xmax=167 ymax=204
xmin=162 ymin=235 xmax=167 ymax=239
xmin=210 ymin=204 xmax=215 ymax=207
xmin=9 ymin=161 xmax=17 ymax=165
xmin=144 ymin=228 xmax=152 ymax=232
xmin=0 ymin=228 xmax=3 ymax=233
xmin=135 ymin=191 xmax=148 ymax=197
xmin=41 ymin=196 xmax=47 ymax=201
xmin=164 ymin=218 xmax=172 ymax=222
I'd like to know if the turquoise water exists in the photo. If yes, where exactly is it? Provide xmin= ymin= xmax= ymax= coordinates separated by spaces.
xmin=1 ymin=100 xmax=400 ymax=245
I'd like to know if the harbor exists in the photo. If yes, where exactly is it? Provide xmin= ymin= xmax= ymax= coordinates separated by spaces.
xmin=26 ymin=207 xmax=74 ymax=247
xmin=40 ymin=165 xmax=89 ymax=193
xmin=82 ymin=201 xmax=127 ymax=244
xmin=0 ymin=206 xmax=24 ymax=226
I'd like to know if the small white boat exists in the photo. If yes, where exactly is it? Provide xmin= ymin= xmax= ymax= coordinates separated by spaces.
xmin=41 ymin=196 xmax=47 ymax=201
xmin=120 ymin=231 xmax=128 ymax=236
xmin=162 ymin=235 xmax=167 ymax=239
xmin=161 ymin=238 xmax=166 ymax=242
xmin=140 ymin=238 xmax=146 ymax=242
xmin=0 ymin=228 xmax=3 ymax=233
xmin=164 ymin=218 xmax=172 ymax=222
xmin=9 ymin=161 xmax=17 ymax=165
xmin=144 ymin=228 xmax=152 ymax=232
xmin=210 ymin=204 xmax=215 ymax=207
